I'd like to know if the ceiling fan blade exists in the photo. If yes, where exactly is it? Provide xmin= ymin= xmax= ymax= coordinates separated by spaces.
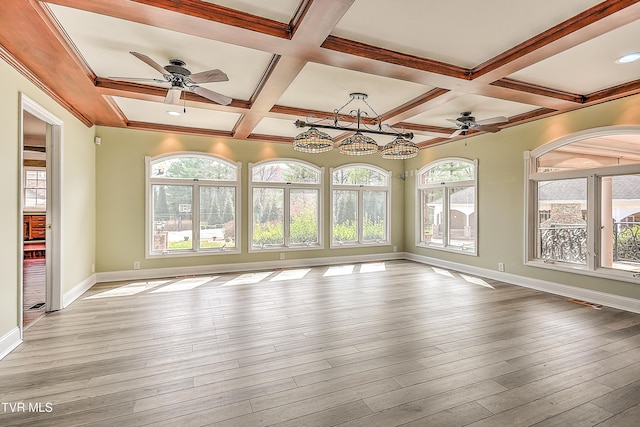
xmin=164 ymin=87 xmax=182 ymax=105
xmin=130 ymin=51 xmax=169 ymax=76
xmin=476 ymin=125 xmax=502 ymax=133
xmin=190 ymin=85 xmax=232 ymax=105
xmin=189 ymin=69 xmax=229 ymax=84
xmin=475 ymin=116 xmax=508 ymax=126
xmin=448 ymin=128 xmax=464 ymax=138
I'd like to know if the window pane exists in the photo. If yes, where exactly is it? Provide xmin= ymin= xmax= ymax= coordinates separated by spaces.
xmin=421 ymin=188 xmax=443 ymax=246
xmin=252 ymin=188 xmax=284 ymax=248
xmin=601 ymin=175 xmax=640 ymax=272
xmin=332 ymin=166 xmax=387 ymax=186
xmin=363 ymin=191 xmax=386 ymax=242
xmin=537 ymin=178 xmax=588 ymax=264
xmin=290 ymin=189 xmax=319 ymax=246
xmin=333 ymin=190 xmax=358 ymax=244
xmin=448 ymin=186 xmax=475 ymax=251
xmin=152 ymin=156 xmax=236 ymax=180
xmin=252 ymin=162 xmax=319 ymax=184
xmin=152 ymin=185 xmax=193 ymax=251
xmin=421 ymin=161 xmax=474 ymax=185
xmin=199 ymin=187 xmax=236 ymax=250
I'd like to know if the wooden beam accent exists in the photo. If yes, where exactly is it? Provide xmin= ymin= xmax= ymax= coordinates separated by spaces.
xmin=585 ymin=79 xmax=640 ymax=104
xmin=322 ymin=36 xmax=470 ymax=80
xmin=126 ymin=121 xmax=233 ymax=138
xmin=231 ymin=0 xmax=355 ymax=139
xmin=490 ymin=78 xmax=584 ymax=103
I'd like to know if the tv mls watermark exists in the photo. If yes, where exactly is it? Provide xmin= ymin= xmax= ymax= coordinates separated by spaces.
xmin=2 ymin=402 xmax=54 ymax=413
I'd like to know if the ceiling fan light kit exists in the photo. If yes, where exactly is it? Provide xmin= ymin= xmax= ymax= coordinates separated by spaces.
xmin=293 ymin=93 xmax=416 ymax=159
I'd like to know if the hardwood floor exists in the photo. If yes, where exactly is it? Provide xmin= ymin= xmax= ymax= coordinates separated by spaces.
xmin=2 ymin=260 xmax=640 ymax=426
xmin=22 ymin=258 xmax=46 ymax=329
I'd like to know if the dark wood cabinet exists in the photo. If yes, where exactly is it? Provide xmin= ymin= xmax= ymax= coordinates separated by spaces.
xmin=24 ymin=214 xmax=46 ymax=241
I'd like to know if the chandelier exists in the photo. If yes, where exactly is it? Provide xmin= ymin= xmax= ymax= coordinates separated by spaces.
xmin=292 ymin=93 xmax=418 ymax=159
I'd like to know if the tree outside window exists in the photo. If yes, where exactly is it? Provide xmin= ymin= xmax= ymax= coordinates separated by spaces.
xmin=331 ymin=164 xmax=390 ymax=247
xmin=146 ymin=153 xmax=240 ymax=256
xmin=250 ymin=160 xmax=323 ymax=251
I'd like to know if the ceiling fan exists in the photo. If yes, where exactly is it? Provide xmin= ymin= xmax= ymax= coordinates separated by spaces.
xmin=110 ymin=51 xmax=232 ymax=106
xmin=446 ymin=111 xmax=508 ymax=137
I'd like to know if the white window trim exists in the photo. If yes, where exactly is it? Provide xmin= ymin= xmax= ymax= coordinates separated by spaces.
xmin=248 ymin=158 xmax=324 ymax=253
xmin=524 ymin=125 xmax=640 ymax=284
xmin=415 ymin=157 xmax=478 ymax=256
xmin=330 ymin=163 xmax=392 ymax=248
xmin=145 ymin=152 xmax=242 ymax=258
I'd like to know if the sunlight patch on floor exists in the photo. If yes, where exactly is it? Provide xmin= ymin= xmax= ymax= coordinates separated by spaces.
xmin=85 ymin=280 xmax=171 ymax=299
xmin=360 ymin=262 xmax=386 ymax=273
xmin=150 ymin=276 xmax=218 ymax=293
xmin=270 ymin=268 xmax=310 ymax=281
xmin=460 ymin=273 xmax=495 ymax=289
xmin=223 ymin=271 xmax=274 ymax=286
xmin=432 ymin=267 xmax=455 ymax=278
xmin=324 ymin=265 xmax=354 ymax=276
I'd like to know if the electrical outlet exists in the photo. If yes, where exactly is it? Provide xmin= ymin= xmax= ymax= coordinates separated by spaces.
xmin=279 ymin=253 xmax=285 ymax=260
xmin=91 ymin=263 xmax=95 ymax=273
xmin=498 ymin=262 xmax=505 ymax=272
xmin=393 ymin=246 xmax=397 ymax=253
xmin=133 ymin=260 xmax=140 ymax=270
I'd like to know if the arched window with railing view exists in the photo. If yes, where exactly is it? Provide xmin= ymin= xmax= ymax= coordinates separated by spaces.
xmin=525 ymin=126 xmax=640 ymax=281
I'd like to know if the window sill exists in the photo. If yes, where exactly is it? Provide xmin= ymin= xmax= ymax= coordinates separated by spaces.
xmin=526 ymin=259 xmax=640 ymax=284
xmin=248 ymin=244 xmax=323 ymax=253
xmin=147 ymin=248 xmax=240 ymax=259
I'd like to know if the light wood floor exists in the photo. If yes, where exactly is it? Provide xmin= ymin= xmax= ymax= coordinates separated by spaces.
xmin=2 ymin=260 xmax=640 ymax=426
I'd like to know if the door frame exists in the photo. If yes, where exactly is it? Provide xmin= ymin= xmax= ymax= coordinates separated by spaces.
xmin=19 ymin=94 xmax=63 ymax=335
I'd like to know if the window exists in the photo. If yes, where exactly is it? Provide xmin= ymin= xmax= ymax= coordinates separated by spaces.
xmin=146 ymin=153 xmax=240 ymax=257
xmin=526 ymin=126 xmax=640 ymax=280
xmin=417 ymin=158 xmax=477 ymax=254
xmin=331 ymin=164 xmax=390 ymax=247
xmin=24 ymin=167 xmax=46 ymax=210
xmin=249 ymin=159 xmax=323 ymax=251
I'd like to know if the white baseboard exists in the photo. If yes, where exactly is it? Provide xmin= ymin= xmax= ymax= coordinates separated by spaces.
xmin=405 ymin=253 xmax=640 ymax=314
xmin=95 ymin=252 xmax=405 ymax=283
xmin=0 ymin=327 xmax=22 ymax=360
xmin=63 ymin=273 xmax=97 ymax=308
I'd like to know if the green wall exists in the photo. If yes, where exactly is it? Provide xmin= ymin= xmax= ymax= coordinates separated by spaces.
xmin=404 ymin=94 xmax=640 ymax=301
xmin=94 ymin=127 xmax=406 ymax=272
xmin=0 ymin=57 xmax=96 ymax=342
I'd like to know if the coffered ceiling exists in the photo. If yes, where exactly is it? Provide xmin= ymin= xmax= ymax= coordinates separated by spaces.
xmin=1 ymin=0 xmax=640 ymax=149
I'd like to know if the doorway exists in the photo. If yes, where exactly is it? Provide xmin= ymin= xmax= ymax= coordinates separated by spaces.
xmin=22 ymin=111 xmax=47 ymax=328
xmin=20 ymin=94 xmax=63 ymax=334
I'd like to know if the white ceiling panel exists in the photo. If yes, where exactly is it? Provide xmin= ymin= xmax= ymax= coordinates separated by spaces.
xmin=509 ymin=20 xmax=640 ymax=94
xmin=113 ymin=97 xmax=241 ymax=131
xmin=332 ymin=0 xmax=604 ymax=68
xmin=277 ymin=62 xmax=432 ymax=113
xmin=47 ymin=3 xmax=273 ymax=101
